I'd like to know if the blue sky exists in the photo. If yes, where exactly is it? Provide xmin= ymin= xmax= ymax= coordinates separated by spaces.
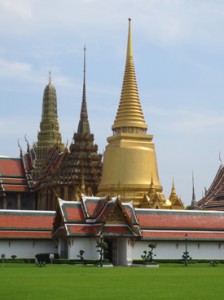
xmin=1 ymin=0 xmax=224 ymax=206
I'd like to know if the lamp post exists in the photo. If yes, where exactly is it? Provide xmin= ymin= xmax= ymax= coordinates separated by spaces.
xmin=184 ymin=233 xmax=188 ymax=267
xmin=99 ymin=234 xmax=103 ymax=267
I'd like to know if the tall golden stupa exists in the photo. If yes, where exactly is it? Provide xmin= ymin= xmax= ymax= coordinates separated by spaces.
xmin=98 ymin=19 xmax=183 ymax=209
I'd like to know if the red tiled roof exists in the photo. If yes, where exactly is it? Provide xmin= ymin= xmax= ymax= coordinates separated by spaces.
xmin=2 ymin=178 xmax=27 ymax=184
xmin=102 ymin=225 xmax=135 ymax=236
xmin=2 ymin=184 xmax=29 ymax=192
xmin=136 ymin=210 xmax=224 ymax=230
xmin=0 ymin=158 xmax=25 ymax=177
xmin=67 ymin=224 xmax=101 ymax=236
xmin=0 ymin=211 xmax=54 ymax=230
xmin=142 ymin=230 xmax=224 ymax=241
xmin=62 ymin=204 xmax=85 ymax=222
xmin=0 ymin=231 xmax=52 ymax=239
xmin=83 ymin=196 xmax=108 ymax=218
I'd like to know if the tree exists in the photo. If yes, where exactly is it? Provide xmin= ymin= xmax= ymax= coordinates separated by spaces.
xmin=141 ymin=244 xmax=156 ymax=264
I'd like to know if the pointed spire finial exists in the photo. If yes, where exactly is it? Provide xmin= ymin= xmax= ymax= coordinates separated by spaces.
xmin=84 ymin=46 xmax=86 ymax=75
xmin=77 ymin=47 xmax=90 ymax=135
xmin=192 ymin=171 xmax=196 ymax=202
xmin=190 ymin=171 xmax=198 ymax=209
xmin=127 ymin=18 xmax=133 ymax=59
xmin=49 ymin=71 xmax=52 ymax=84
xmin=112 ymin=18 xmax=147 ymax=132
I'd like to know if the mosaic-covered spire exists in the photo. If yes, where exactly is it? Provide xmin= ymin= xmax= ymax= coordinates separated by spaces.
xmin=37 ymin=73 xmax=63 ymax=147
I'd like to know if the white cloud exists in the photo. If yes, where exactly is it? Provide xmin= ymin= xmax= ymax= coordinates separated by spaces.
xmin=149 ymin=106 xmax=224 ymax=134
xmin=0 ymin=59 xmax=31 ymax=78
xmin=0 ymin=0 xmax=33 ymax=18
xmin=0 ymin=0 xmax=224 ymax=46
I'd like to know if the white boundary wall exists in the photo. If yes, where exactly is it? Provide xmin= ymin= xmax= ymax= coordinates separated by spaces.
xmin=67 ymin=238 xmax=99 ymax=260
xmin=130 ymin=240 xmax=224 ymax=261
xmin=0 ymin=240 xmax=56 ymax=259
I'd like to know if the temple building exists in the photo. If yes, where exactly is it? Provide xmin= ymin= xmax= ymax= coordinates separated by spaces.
xmin=0 ymin=50 xmax=102 ymax=210
xmin=198 ymin=164 xmax=224 ymax=211
xmin=1 ymin=19 xmax=224 ymax=265
xmin=98 ymin=19 xmax=183 ymax=209
xmin=37 ymin=48 xmax=102 ymax=210
xmin=0 ymin=19 xmax=183 ymax=211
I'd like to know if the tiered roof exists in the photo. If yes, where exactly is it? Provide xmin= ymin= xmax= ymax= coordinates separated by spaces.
xmin=52 ymin=195 xmax=224 ymax=242
xmin=50 ymin=48 xmax=102 ymax=196
xmin=53 ymin=196 xmax=140 ymax=238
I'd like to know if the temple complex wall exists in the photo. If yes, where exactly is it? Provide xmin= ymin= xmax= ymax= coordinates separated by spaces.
xmin=0 ymin=240 xmax=55 ymax=259
xmin=132 ymin=240 xmax=224 ymax=261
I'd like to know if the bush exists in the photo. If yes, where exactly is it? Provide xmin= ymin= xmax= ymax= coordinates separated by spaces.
xmin=0 ymin=258 xmax=35 ymax=264
xmin=35 ymin=253 xmax=59 ymax=264
xmin=52 ymin=259 xmax=110 ymax=265
xmin=132 ymin=259 xmax=157 ymax=265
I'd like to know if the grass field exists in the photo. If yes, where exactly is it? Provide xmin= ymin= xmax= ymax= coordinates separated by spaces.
xmin=0 ymin=263 xmax=222 ymax=300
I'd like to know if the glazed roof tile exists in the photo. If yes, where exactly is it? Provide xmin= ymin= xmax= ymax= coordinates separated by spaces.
xmin=0 ymin=157 xmax=25 ymax=177
xmin=0 ymin=210 xmax=55 ymax=239
xmin=135 ymin=209 xmax=224 ymax=230
xmin=142 ymin=230 xmax=224 ymax=241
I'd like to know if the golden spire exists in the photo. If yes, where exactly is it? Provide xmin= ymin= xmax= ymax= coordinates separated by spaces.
xmin=112 ymin=18 xmax=147 ymax=133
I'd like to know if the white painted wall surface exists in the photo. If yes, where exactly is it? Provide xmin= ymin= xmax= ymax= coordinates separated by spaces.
xmin=67 ymin=238 xmax=99 ymax=260
xmin=0 ymin=240 xmax=56 ymax=259
xmin=117 ymin=238 xmax=128 ymax=265
xmin=131 ymin=241 xmax=224 ymax=261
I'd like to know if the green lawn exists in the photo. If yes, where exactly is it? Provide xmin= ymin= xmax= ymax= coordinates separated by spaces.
xmin=0 ymin=264 xmax=222 ymax=300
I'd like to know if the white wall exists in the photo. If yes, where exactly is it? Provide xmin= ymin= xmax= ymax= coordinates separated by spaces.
xmin=67 ymin=238 xmax=99 ymax=260
xmin=131 ymin=240 xmax=224 ymax=261
xmin=0 ymin=239 xmax=56 ymax=259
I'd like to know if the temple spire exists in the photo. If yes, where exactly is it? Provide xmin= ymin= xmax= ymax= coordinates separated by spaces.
xmin=77 ymin=47 xmax=90 ymax=135
xmin=36 ymin=75 xmax=63 ymax=148
xmin=112 ymin=18 xmax=147 ymax=133
xmin=190 ymin=172 xmax=198 ymax=209
xmin=49 ymin=71 xmax=52 ymax=84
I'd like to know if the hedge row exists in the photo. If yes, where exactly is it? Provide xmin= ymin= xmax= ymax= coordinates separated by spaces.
xmin=0 ymin=258 xmax=35 ymax=263
xmin=52 ymin=259 xmax=110 ymax=265
xmin=132 ymin=259 xmax=224 ymax=264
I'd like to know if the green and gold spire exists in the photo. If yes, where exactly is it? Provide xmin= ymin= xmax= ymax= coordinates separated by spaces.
xmin=112 ymin=18 xmax=147 ymax=133
xmin=32 ymin=74 xmax=64 ymax=181
xmin=37 ymin=73 xmax=63 ymax=147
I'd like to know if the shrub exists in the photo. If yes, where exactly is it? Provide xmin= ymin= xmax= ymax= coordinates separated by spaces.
xmin=35 ymin=253 xmax=59 ymax=264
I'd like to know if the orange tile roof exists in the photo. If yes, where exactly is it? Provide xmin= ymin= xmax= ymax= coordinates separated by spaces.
xmin=142 ymin=230 xmax=224 ymax=241
xmin=0 ymin=158 xmax=25 ymax=177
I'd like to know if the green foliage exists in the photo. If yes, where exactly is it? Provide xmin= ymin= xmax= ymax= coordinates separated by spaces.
xmin=35 ymin=253 xmax=59 ymax=264
xmin=132 ymin=259 xmax=157 ymax=265
xmin=52 ymin=259 xmax=109 ymax=265
xmin=77 ymin=250 xmax=85 ymax=261
xmin=141 ymin=243 xmax=156 ymax=263
xmin=182 ymin=250 xmax=191 ymax=266
xmin=0 ymin=258 xmax=35 ymax=263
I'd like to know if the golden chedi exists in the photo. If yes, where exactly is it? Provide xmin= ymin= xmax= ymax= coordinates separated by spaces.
xmin=98 ymin=19 xmax=173 ymax=207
